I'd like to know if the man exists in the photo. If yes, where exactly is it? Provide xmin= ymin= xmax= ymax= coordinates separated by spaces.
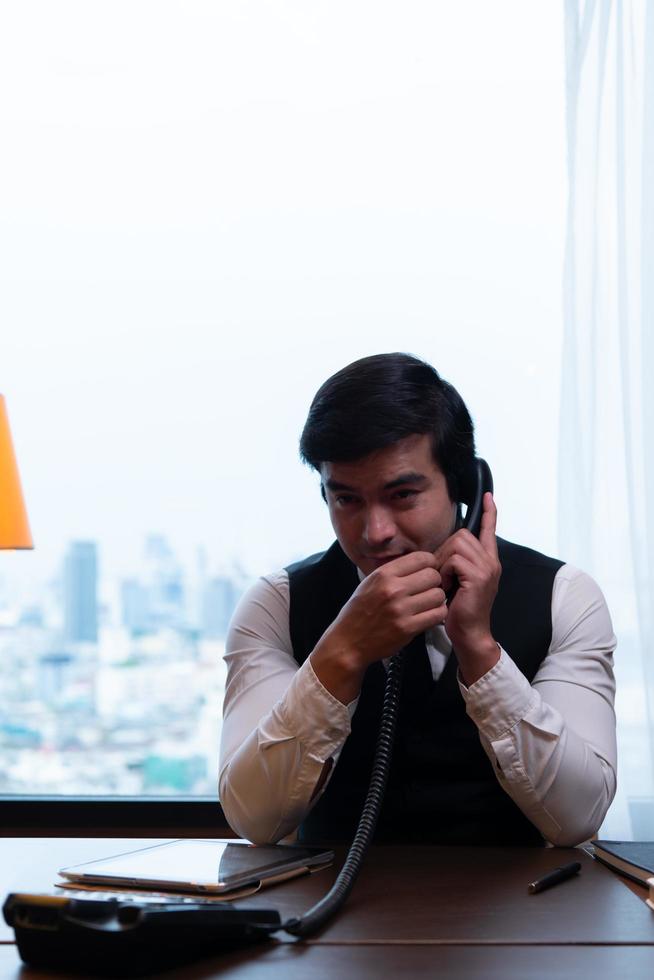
xmin=219 ymin=353 xmax=616 ymax=845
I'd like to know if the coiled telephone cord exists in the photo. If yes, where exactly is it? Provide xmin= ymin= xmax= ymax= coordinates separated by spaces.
xmin=283 ymin=650 xmax=405 ymax=938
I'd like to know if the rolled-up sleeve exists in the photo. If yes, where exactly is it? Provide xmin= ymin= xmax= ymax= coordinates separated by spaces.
xmin=458 ymin=565 xmax=617 ymax=845
xmin=219 ymin=572 xmax=352 ymax=843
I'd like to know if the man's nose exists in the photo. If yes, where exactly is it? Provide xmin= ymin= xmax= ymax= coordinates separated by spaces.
xmin=362 ymin=506 xmax=396 ymax=547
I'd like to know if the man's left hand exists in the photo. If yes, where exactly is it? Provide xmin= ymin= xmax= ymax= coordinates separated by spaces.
xmin=433 ymin=491 xmax=501 ymax=686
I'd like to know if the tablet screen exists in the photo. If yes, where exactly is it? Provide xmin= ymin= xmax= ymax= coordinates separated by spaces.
xmin=59 ymin=839 xmax=332 ymax=891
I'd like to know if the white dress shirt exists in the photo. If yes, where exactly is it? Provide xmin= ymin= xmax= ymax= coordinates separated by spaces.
xmin=219 ymin=562 xmax=617 ymax=846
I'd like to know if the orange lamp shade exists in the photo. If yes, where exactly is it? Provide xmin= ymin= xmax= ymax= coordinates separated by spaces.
xmin=0 ymin=395 xmax=33 ymax=549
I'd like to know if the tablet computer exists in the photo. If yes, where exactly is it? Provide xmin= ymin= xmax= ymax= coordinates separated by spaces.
xmin=58 ymin=839 xmax=334 ymax=895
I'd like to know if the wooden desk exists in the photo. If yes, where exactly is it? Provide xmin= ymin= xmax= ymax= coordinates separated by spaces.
xmin=0 ymin=839 xmax=653 ymax=978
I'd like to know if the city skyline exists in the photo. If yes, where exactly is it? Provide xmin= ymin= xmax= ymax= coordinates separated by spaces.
xmin=0 ymin=532 xmax=247 ymax=796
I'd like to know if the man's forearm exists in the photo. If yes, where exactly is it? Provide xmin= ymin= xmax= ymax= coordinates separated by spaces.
xmin=479 ymin=696 xmax=616 ymax=845
xmin=220 ymin=729 xmax=332 ymax=844
xmin=453 ymin=632 xmax=501 ymax=687
xmin=220 ymin=657 xmax=352 ymax=843
xmin=462 ymin=652 xmax=617 ymax=845
xmin=309 ymin=633 xmax=366 ymax=705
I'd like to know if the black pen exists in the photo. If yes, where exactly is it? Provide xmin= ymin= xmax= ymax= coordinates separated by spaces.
xmin=528 ymin=861 xmax=581 ymax=894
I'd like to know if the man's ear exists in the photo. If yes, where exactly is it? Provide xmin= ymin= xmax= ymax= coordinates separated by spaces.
xmin=320 ymin=483 xmax=327 ymax=503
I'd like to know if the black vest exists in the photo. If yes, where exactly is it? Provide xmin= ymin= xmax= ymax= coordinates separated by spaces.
xmin=286 ymin=538 xmax=563 ymax=845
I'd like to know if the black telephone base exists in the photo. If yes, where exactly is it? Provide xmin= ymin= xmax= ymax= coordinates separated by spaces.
xmin=3 ymin=893 xmax=281 ymax=977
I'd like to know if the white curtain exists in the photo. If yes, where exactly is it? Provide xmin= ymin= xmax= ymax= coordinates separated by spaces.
xmin=560 ymin=0 xmax=654 ymax=837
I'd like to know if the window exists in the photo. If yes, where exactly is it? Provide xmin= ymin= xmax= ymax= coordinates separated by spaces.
xmin=0 ymin=3 xmax=565 ymax=804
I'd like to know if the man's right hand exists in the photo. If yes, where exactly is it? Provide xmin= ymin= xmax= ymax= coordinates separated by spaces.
xmin=309 ymin=552 xmax=447 ymax=704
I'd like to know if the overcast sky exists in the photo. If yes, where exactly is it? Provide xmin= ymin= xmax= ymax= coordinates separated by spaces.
xmin=0 ymin=2 xmax=565 ymax=600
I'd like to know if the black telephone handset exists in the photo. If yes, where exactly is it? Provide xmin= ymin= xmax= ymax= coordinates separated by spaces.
xmin=459 ymin=457 xmax=494 ymax=539
xmin=446 ymin=458 xmax=494 ymax=602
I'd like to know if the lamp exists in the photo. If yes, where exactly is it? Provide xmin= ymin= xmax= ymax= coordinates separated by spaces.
xmin=0 ymin=394 xmax=33 ymax=549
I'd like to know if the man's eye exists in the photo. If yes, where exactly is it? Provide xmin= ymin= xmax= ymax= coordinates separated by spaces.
xmin=393 ymin=489 xmax=418 ymax=501
xmin=335 ymin=494 xmax=357 ymax=506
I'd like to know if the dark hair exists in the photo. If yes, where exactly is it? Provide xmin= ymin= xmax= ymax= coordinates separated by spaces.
xmin=299 ymin=352 xmax=476 ymax=502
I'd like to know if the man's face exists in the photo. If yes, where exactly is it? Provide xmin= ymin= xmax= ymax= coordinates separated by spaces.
xmin=320 ymin=434 xmax=457 ymax=577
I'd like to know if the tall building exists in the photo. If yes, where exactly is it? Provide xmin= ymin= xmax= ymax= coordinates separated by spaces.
xmin=202 ymin=575 xmax=240 ymax=638
xmin=63 ymin=541 xmax=98 ymax=643
xmin=144 ymin=534 xmax=185 ymax=628
xmin=121 ymin=579 xmax=151 ymax=635
xmin=38 ymin=652 xmax=73 ymax=704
